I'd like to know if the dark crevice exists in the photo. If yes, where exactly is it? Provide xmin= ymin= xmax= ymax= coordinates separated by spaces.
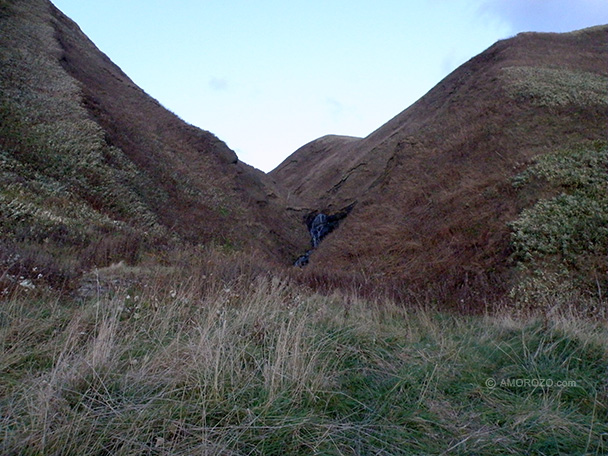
xmin=294 ymin=203 xmax=354 ymax=267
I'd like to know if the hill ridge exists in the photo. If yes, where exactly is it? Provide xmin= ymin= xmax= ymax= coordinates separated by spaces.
xmin=272 ymin=25 xmax=608 ymax=210
xmin=1 ymin=0 xmax=605 ymax=303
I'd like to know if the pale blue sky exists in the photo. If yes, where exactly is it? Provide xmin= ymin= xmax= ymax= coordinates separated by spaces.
xmin=51 ymin=0 xmax=608 ymax=171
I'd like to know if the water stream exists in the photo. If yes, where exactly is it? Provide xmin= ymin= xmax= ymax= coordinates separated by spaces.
xmin=294 ymin=205 xmax=353 ymax=267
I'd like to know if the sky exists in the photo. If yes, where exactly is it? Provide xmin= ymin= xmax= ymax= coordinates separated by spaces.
xmin=51 ymin=0 xmax=608 ymax=172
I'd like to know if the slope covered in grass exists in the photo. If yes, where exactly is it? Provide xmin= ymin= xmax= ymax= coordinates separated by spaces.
xmin=1 ymin=257 xmax=606 ymax=455
xmin=0 ymin=0 xmax=308 ymax=291
xmin=272 ymin=26 xmax=608 ymax=305
xmin=509 ymin=141 xmax=607 ymax=308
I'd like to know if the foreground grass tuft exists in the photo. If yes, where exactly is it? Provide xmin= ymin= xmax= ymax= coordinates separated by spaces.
xmin=1 ymin=268 xmax=606 ymax=455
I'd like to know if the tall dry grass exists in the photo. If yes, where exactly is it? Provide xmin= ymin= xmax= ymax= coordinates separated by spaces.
xmin=1 ymin=252 xmax=606 ymax=455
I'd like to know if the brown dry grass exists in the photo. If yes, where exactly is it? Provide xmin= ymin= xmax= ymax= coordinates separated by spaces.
xmin=1 ymin=252 xmax=606 ymax=455
xmin=49 ymin=1 xmax=305 ymax=254
xmin=273 ymin=26 xmax=608 ymax=307
xmin=0 ymin=0 xmax=308 ymax=289
xmin=2 ymin=1 xmax=606 ymax=310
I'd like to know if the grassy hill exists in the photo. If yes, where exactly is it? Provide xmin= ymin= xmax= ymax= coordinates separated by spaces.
xmin=272 ymin=26 xmax=608 ymax=307
xmin=2 ymin=0 xmax=604 ymax=307
xmin=0 ymin=0 xmax=308 ymax=292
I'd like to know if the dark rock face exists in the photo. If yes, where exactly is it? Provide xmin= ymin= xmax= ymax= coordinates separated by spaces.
xmin=294 ymin=205 xmax=354 ymax=266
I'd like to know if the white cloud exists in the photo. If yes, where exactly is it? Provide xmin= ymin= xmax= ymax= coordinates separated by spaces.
xmin=209 ymin=77 xmax=229 ymax=91
xmin=325 ymin=97 xmax=345 ymax=116
xmin=479 ymin=0 xmax=608 ymax=33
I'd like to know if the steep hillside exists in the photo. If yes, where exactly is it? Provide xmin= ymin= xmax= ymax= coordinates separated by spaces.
xmin=274 ymin=135 xmax=362 ymax=208
xmin=272 ymin=26 xmax=608 ymax=305
xmin=0 ymin=0 xmax=307 ymax=287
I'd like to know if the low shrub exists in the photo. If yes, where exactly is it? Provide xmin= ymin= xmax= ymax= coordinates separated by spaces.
xmin=509 ymin=141 xmax=607 ymax=308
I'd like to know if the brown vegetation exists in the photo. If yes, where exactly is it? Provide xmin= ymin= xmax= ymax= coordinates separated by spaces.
xmin=1 ymin=4 xmax=606 ymax=453
xmin=0 ymin=0 xmax=308 ymax=290
xmin=1 ymin=0 xmax=606 ymax=309
xmin=2 ymin=252 xmax=606 ymax=455
xmin=272 ymin=26 xmax=608 ymax=306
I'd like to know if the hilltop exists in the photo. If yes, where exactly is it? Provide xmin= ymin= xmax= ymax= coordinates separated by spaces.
xmin=272 ymin=26 xmax=608 ymax=306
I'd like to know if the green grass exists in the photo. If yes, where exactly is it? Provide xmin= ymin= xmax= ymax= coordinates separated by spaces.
xmin=1 ymin=262 xmax=606 ymax=455
xmin=0 ymin=6 xmax=606 ymax=453
xmin=0 ymin=0 xmax=171 ymax=280
xmin=509 ymin=141 xmax=608 ymax=309
xmin=501 ymin=66 xmax=608 ymax=107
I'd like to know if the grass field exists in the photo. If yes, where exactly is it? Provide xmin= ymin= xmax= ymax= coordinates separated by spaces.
xmin=1 ymin=257 xmax=606 ymax=455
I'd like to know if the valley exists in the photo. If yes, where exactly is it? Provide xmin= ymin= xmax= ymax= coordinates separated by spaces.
xmin=0 ymin=1 xmax=606 ymax=454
